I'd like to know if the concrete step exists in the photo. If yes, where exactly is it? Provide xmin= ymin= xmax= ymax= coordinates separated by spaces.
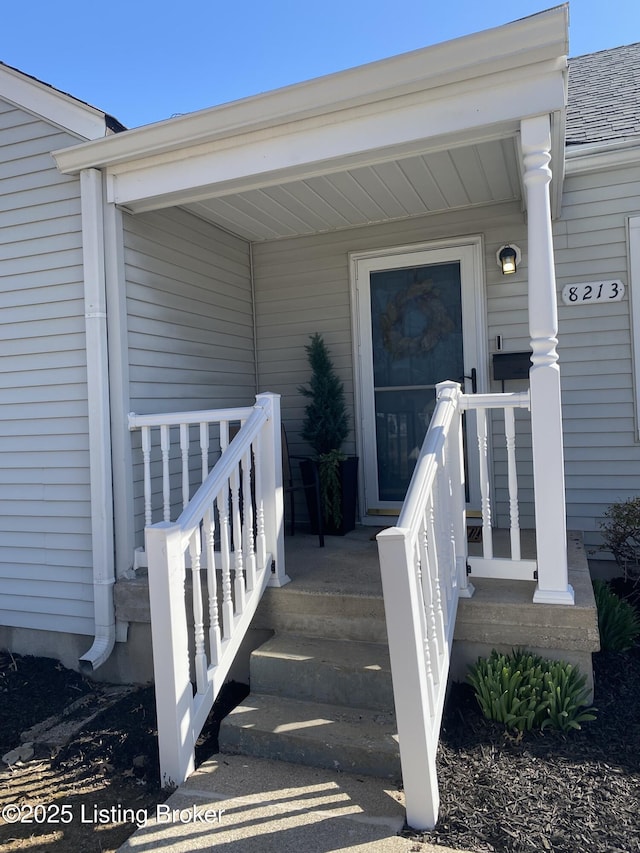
xmin=219 ymin=692 xmax=400 ymax=780
xmin=250 ymin=634 xmax=394 ymax=712
xmin=253 ymin=586 xmax=388 ymax=643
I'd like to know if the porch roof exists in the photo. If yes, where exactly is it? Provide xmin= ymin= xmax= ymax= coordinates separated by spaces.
xmin=53 ymin=6 xmax=569 ymax=241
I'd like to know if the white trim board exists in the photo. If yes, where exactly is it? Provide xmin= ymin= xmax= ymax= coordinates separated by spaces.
xmin=0 ymin=63 xmax=108 ymax=141
xmin=350 ymin=236 xmax=488 ymax=518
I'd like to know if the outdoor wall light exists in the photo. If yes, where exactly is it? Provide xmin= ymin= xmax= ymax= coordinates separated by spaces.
xmin=497 ymin=244 xmax=521 ymax=275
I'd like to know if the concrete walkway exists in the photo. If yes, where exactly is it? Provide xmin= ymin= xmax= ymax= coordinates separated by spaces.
xmin=117 ymin=753 xmax=469 ymax=853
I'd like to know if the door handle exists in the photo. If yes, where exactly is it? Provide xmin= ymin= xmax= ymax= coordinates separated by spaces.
xmin=462 ymin=368 xmax=477 ymax=394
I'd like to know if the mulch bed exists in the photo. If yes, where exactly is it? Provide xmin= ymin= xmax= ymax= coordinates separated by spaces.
xmin=0 ymin=656 xmax=248 ymax=853
xmin=407 ymin=579 xmax=640 ymax=853
xmin=1 ymin=581 xmax=638 ymax=852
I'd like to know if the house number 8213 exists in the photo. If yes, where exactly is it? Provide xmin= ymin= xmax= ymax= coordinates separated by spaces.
xmin=561 ymin=280 xmax=624 ymax=305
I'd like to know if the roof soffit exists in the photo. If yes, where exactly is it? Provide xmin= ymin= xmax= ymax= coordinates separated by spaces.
xmin=103 ymin=62 xmax=566 ymax=216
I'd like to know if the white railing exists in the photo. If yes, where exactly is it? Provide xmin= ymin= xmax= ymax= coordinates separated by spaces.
xmin=377 ymin=380 xmax=533 ymax=830
xmin=139 ymin=392 xmax=287 ymax=787
xmin=128 ymin=402 xmax=266 ymax=565
xmin=461 ymin=389 xmax=535 ymax=581
xmin=377 ymin=381 xmax=471 ymax=831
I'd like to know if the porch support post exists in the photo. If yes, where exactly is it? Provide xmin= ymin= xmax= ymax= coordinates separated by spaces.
xmin=521 ymin=115 xmax=574 ymax=605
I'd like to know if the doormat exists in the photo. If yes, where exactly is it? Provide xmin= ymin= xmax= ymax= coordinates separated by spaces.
xmin=467 ymin=525 xmax=482 ymax=543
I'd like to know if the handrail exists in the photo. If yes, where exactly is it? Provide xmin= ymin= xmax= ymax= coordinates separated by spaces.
xmin=143 ymin=392 xmax=287 ymax=788
xmin=178 ymin=403 xmax=267 ymax=543
xmin=397 ymin=383 xmax=460 ymax=538
xmin=128 ymin=405 xmax=255 ymax=430
xmin=377 ymin=380 xmax=535 ymax=830
xmin=377 ymin=381 xmax=469 ymax=832
xmin=128 ymin=402 xmax=257 ymax=542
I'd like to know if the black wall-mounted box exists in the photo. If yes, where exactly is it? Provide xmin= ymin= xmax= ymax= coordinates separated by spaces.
xmin=492 ymin=351 xmax=532 ymax=381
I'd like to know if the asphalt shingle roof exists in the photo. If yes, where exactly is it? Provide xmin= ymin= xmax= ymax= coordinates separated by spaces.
xmin=567 ymin=43 xmax=640 ymax=145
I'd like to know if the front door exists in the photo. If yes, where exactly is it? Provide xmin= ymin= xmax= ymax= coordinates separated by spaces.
xmin=352 ymin=240 xmax=485 ymax=517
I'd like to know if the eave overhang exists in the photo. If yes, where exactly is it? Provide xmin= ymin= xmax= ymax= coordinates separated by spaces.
xmin=0 ymin=62 xmax=118 ymax=141
xmin=565 ymin=138 xmax=640 ymax=176
xmin=53 ymin=5 xmax=569 ymax=236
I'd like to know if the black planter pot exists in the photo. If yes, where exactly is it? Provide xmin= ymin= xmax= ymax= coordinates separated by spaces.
xmin=299 ymin=456 xmax=358 ymax=536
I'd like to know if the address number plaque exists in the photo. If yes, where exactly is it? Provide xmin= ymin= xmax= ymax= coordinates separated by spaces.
xmin=561 ymin=280 xmax=625 ymax=306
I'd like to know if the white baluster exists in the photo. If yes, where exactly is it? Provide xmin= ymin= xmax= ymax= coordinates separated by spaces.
xmin=220 ymin=421 xmax=229 ymax=453
xmin=427 ymin=496 xmax=446 ymax=651
xmin=180 ymin=423 xmax=190 ymax=510
xmin=189 ymin=527 xmax=207 ymax=693
xmin=476 ymin=408 xmax=493 ymax=559
xmin=161 ymin=424 xmax=171 ymax=522
xmin=200 ymin=422 xmax=209 ymax=481
xmin=419 ymin=521 xmax=439 ymax=699
xmin=231 ymin=464 xmax=246 ymax=614
xmin=504 ymin=407 xmax=522 ymax=561
xmin=243 ymin=445 xmax=257 ymax=591
xmin=204 ymin=505 xmax=221 ymax=666
xmin=217 ymin=483 xmax=234 ymax=639
xmin=141 ymin=426 xmax=152 ymax=527
xmin=254 ymin=428 xmax=267 ymax=568
xmin=437 ymin=463 xmax=454 ymax=637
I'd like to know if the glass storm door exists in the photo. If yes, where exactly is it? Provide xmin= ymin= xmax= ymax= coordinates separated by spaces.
xmin=354 ymin=243 xmax=483 ymax=516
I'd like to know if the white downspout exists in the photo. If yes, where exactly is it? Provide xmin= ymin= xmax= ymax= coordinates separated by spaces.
xmin=78 ymin=168 xmax=116 ymax=672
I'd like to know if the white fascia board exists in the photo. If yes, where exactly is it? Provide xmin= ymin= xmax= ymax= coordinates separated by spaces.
xmin=565 ymin=139 xmax=640 ymax=175
xmin=106 ymin=67 xmax=566 ymax=211
xmin=54 ymin=5 xmax=568 ymax=175
xmin=0 ymin=64 xmax=107 ymax=140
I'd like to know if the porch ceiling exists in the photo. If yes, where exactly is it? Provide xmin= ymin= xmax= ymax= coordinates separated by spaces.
xmin=181 ymin=137 xmax=522 ymax=242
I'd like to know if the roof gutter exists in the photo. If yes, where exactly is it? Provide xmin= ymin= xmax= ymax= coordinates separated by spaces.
xmin=53 ymin=6 xmax=569 ymax=176
xmin=78 ymin=168 xmax=116 ymax=674
xmin=565 ymin=137 xmax=640 ymax=175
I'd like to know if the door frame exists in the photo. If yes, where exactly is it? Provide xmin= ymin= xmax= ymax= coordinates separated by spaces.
xmin=349 ymin=236 xmax=488 ymax=521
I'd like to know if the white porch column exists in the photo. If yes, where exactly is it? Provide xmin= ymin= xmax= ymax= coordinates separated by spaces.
xmin=521 ymin=115 xmax=574 ymax=605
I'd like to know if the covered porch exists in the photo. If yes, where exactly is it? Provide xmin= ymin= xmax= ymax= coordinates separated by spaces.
xmin=54 ymin=5 xmax=576 ymax=604
xmin=54 ymin=4 xmax=596 ymax=832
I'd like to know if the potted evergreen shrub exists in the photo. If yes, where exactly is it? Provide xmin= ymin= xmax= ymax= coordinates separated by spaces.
xmin=298 ymin=333 xmax=358 ymax=535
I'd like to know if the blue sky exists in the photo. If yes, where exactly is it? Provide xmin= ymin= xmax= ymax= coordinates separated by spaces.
xmin=2 ymin=1 xmax=638 ymax=128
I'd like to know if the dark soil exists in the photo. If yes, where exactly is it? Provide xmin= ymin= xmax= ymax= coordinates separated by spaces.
xmin=0 ymin=656 xmax=248 ymax=853
xmin=409 ymin=578 xmax=640 ymax=853
xmin=1 ymin=580 xmax=638 ymax=853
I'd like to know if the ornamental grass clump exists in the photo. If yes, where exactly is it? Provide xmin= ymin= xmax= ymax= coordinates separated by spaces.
xmin=593 ymin=579 xmax=640 ymax=651
xmin=467 ymin=648 xmax=596 ymax=733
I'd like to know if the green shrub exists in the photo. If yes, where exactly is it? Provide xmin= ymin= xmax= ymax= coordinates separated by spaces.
xmin=298 ymin=334 xmax=350 ymax=527
xmin=541 ymin=661 xmax=596 ymax=732
xmin=600 ymin=497 xmax=640 ymax=578
xmin=593 ymin=580 xmax=640 ymax=651
xmin=468 ymin=648 xmax=596 ymax=733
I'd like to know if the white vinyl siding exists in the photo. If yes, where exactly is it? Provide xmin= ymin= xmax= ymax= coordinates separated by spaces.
xmin=253 ymin=200 xmax=535 ymax=524
xmin=124 ymin=209 xmax=255 ymax=414
xmin=554 ymin=163 xmax=640 ymax=551
xmin=254 ymin=167 xmax=640 ymax=549
xmin=0 ymin=98 xmax=94 ymax=635
xmin=123 ymin=208 xmax=255 ymax=542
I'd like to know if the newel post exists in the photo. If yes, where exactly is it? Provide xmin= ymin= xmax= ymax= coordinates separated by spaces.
xmin=146 ymin=522 xmax=196 ymax=786
xmin=256 ymin=393 xmax=289 ymax=588
xmin=377 ymin=527 xmax=440 ymax=829
xmin=521 ymin=115 xmax=574 ymax=605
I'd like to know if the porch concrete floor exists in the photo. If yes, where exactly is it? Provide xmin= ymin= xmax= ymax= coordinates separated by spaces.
xmin=282 ymin=524 xmax=538 ymax=596
xmin=280 ymin=526 xmax=600 ymax=688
